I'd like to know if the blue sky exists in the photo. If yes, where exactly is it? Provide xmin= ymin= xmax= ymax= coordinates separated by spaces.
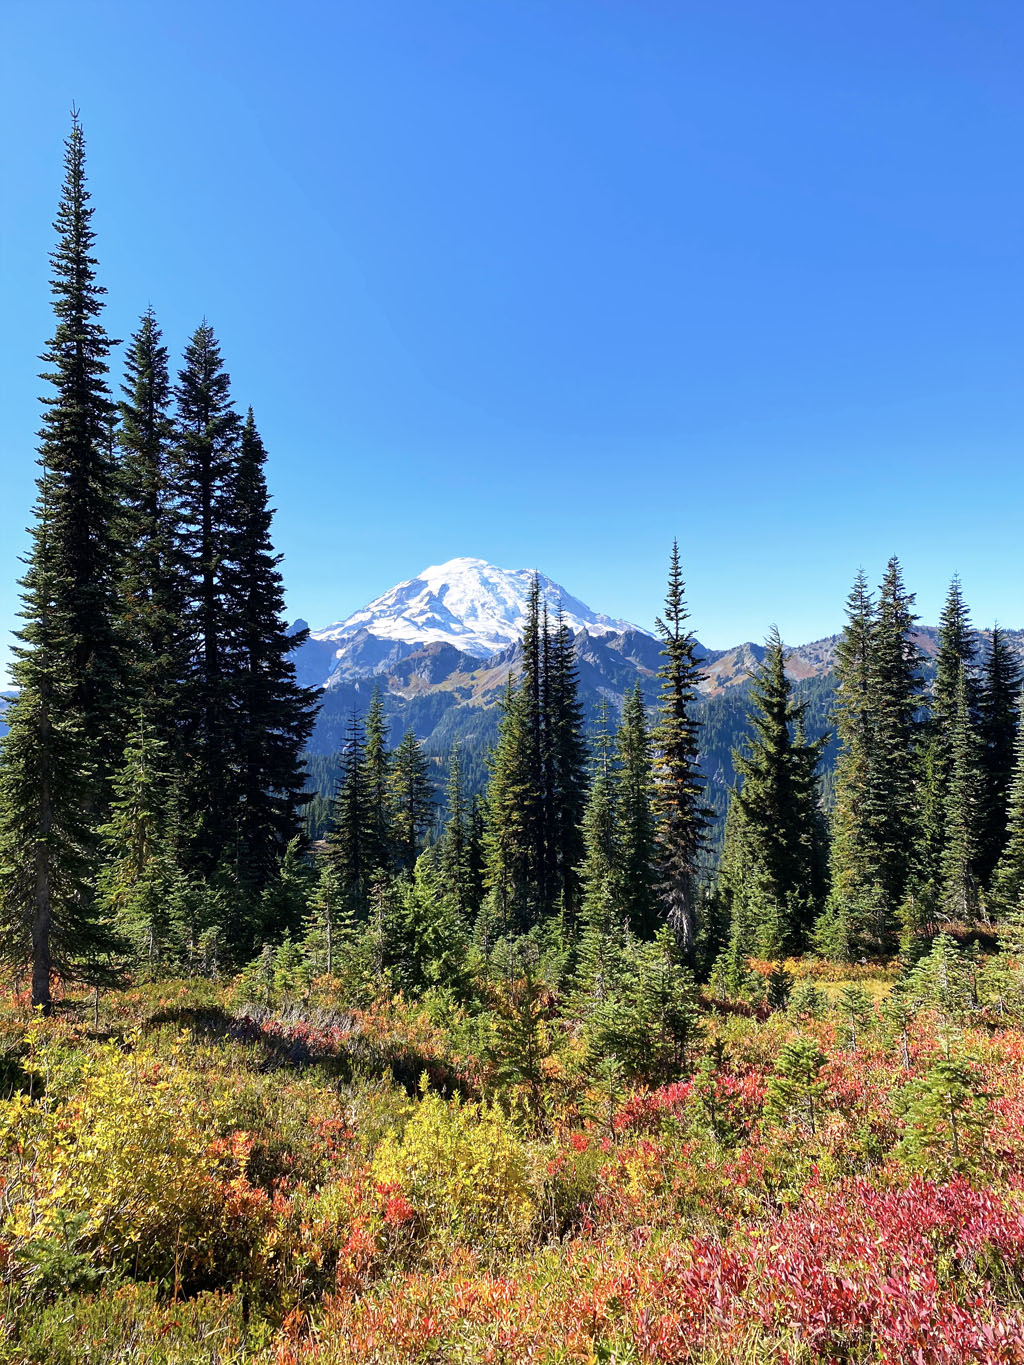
xmin=2 ymin=1 xmax=1023 ymax=676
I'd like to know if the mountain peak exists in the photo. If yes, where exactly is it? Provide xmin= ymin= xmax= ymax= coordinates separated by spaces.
xmin=306 ymin=557 xmax=646 ymax=682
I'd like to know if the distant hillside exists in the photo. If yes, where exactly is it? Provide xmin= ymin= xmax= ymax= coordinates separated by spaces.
xmin=300 ymin=615 xmax=1024 ymax=851
xmin=299 ymin=624 xmax=845 ymax=850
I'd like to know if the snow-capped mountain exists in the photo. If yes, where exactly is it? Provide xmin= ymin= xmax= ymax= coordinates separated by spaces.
xmin=303 ymin=557 xmax=646 ymax=686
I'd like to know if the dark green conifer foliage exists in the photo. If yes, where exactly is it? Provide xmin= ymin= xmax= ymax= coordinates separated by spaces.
xmin=257 ymin=838 xmax=313 ymax=942
xmin=393 ymin=853 xmax=469 ymax=994
xmin=652 ymin=542 xmax=712 ymax=957
xmin=940 ymin=666 xmax=984 ymax=922
xmin=227 ymin=410 xmax=318 ymax=887
xmin=467 ymin=795 xmax=487 ymax=918
xmin=361 ymin=686 xmax=393 ymax=879
xmin=439 ymin=741 xmax=476 ymax=920
xmin=97 ymin=716 xmax=176 ymax=970
xmin=616 ymin=684 xmax=658 ymax=937
xmin=545 ymin=610 xmax=588 ymax=919
xmin=934 ymin=576 xmax=979 ymax=728
xmin=583 ymin=931 xmax=701 ymax=1087
xmin=115 ymin=307 xmax=182 ymax=753
xmin=818 ymin=562 xmax=921 ymax=958
xmin=389 ymin=729 xmax=433 ymax=872
xmin=766 ymin=1035 xmax=827 ymax=1137
xmin=481 ymin=583 xmax=588 ymax=932
xmin=897 ymin=1054 xmax=992 ymax=1178
xmin=570 ymin=707 xmax=623 ymax=1016
xmin=864 ymin=558 xmax=923 ymax=920
xmin=486 ymin=952 xmax=555 ymax=1126
xmin=978 ymin=629 xmax=1022 ymax=886
xmin=172 ymin=322 xmax=242 ymax=873
xmin=818 ymin=571 xmax=875 ymax=960
xmin=520 ymin=579 xmax=548 ymax=910
xmin=720 ymin=626 xmax=825 ymax=958
xmin=484 ymin=681 xmax=543 ymax=934
xmin=992 ymin=702 xmax=1024 ymax=918
xmin=576 ymin=703 xmax=622 ymax=942
xmin=326 ymin=712 xmax=370 ymax=916
xmin=0 ymin=116 xmax=122 ymax=1009
xmin=919 ymin=577 xmax=979 ymax=890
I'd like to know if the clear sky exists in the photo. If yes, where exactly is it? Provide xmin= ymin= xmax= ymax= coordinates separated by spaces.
xmin=2 ymin=1 xmax=1023 ymax=677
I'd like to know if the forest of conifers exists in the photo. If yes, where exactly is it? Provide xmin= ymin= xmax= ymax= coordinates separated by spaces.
xmin=4 ymin=119 xmax=1024 ymax=1365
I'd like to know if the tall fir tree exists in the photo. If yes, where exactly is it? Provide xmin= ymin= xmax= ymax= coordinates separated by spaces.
xmin=652 ymin=542 xmax=712 ymax=958
xmin=545 ymin=608 xmax=588 ymax=918
xmin=992 ymin=699 xmax=1024 ymax=917
xmin=97 ymin=715 xmax=179 ymax=970
xmin=572 ymin=707 xmax=628 ymax=1050
xmin=225 ymin=409 xmax=318 ymax=891
xmin=0 ymin=116 xmax=122 ymax=1009
xmin=862 ymin=557 xmax=923 ymax=925
xmin=940 ymin=666 xmax=984 ymax=921
xmin=115 ymin=307 xmax=183 ymax=754
xmin=439 ymin=741 xmax=477 ymax=920
xmin=172 ymin=322 xmax=242 ymax=874
xmin=934 ymin=577 xmax=979 ymax=729
xmin=326 ymin=712 xmax=370 ymax=916
xmin=818 ymin=570 xmax=875 ymax=960
xmin=719 ymin=627 xmax=825 ymax=959
xmin=978 ymin=628 xmax=1022 ymax=886
xmin=520 ymin=578 xmax=548 ymax=911
xmin=576 ymin=702 xmax=622 ymax=942
xmin=919 ymin=577 xmax=979 ymax=892
xmin=484 ymin=680 xmax=541 ymax=934
xmin=616 ymin=683 xmax=658 ymax=937
xmin=389 ymin=729 xmax=433 ymax=872
xmin=361 ymin=685 xmax=393 ymax=879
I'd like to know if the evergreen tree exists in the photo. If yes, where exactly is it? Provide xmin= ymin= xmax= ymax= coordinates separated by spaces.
xmin=818 ymin=571 xmax=874 ymax=959
xmin=115 ymin=307 xmax=183 ymax=754
xmin=97 ymin=716 xmax=177 ymax=970
xmin=257 ymin=837 xmax=313 ymax=942
xmin=719 ymin=626 xmax=825 ymax=958
xmin=919 ymin=577 xmax=979 ymax=891
xmin=652 ymin=541 xmax=712 ymax=957
xmin=582 ymin=930 xmax=700 ymax=1087
xmin=480 ymin=583 xmax=588 ymax=931
xmin=326 ymin=712 xmax=369 ymax=916
xmin=362 ymin=685 xmax=393 ymax=878
xmin=818 ymin=562 xmax=922 ymax=958
xmin=545 ymin=609 xmax=588 ymax=918
xmin=897 ymin=1053 xmax=991 ymax=1178
xmin=616 ymin=683 xmax=658 ymax=937
xmin=394 ymin=853 xmax=469 ymax=994
xmin=765 ymin=1036 xmax=827 ymax=1137
xmin=484 ymin=681 xmax=543 ymax=933
xmin=439 ymin=741 xmax=476 ymax=920
xmin=570 ymin=710 xmax=622 ymax=1015
xmin=978 ymin=628 xmax=1022 ymax=886
xmin=172 ymin=322 xmax=242 ymax=874
xmin=992 ymin=701 xmax=1024 ymax=917
xmin=576 ymin=702 xmax=622 ymax=947
xmin=863 ymin=557 xmax=923 ymax=920
xmin=904 ymin=931 xmax=974 ymax=1031
xmin=226 ymin=410 xmax=318 ymax=887
xmin=302 ymin=859 xmax=356 ymax=978
xmin=0 ymin=116 xmax=122 ymax=1009
xmin=934 ymin=576 xmax=979 ymax=728
xmin=389 ymin=729 xmax=433 ymax=872
xmin=519 ymin=578 xmax=548 ymax=911
xmin=486 ymin=952 xmax=555 ymax=1126
xmin=939 ymin=666 xmax=984 ymax=922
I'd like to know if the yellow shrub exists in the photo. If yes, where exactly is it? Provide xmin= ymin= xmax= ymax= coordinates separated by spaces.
xmin=371 ymin=1087 xmax=537 ymax=1250
xmin=0 ymin=1033 xmax=257 ymax=1284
